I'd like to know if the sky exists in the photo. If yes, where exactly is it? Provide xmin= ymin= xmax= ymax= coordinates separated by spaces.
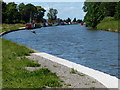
xmin=3 ymin=0 xmax=86 ymax=20
xmin=4 ymin=0 xmax=85 ymax=2
xmin=31 ymin=2 xmax=86 ymax=20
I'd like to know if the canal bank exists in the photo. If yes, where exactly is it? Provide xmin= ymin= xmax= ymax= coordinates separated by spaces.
xmin=2 ymin=24 xmax=119 ymax=78
xmin=2 ymin=24 xmax=119 ymax=88
xmin=2 ymin=39 xmax=62 ymax=88
xmin=2 ymin=39 xmax=107 ymax=88
xmin=0 ymin=28 xmax=26 ymax=36
xmin=96 ymin=17 xmax=119 ymax=33
xmin=1 ymin=38 xmax=118 ymax=88
xmin=26 ymin=51 xmax=119 ymax=89
xmin=27 ymin=52 xmax=107 ymax=88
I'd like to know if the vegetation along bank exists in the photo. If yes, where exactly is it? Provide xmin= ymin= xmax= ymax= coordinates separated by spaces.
xmin=2 ymin=39 xmax=62 ymax=88
xmin=2 ymin=1 xmax=82 ymax=31
xmin=83 ymin=1 xmax=120 ymax=32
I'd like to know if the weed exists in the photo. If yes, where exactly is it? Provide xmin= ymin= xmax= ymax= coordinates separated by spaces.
xmin=90 ymin=87 xmax=96 ymax=89
xmin=92 ymin=81 xmax=96 ymax=83
xmin=70 ymin=68 xmax=78 ymax=74
xmin=78 ymin=73 xmax=85 ymax=76
xmin=53 ymin=65 xmax=58 ymax=68
xmin=26 ymin=61 xmax=41 ymax=67
xmin=64 ymin=84 xmax=71 ymax=86
xmin=70 ymin=68 xmax=86 ymax=76
xmin=84 ymin=83 xmax=90 ymax=85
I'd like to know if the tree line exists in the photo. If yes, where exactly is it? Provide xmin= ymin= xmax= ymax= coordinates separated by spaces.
xmin=2 ymin=2 xmax=46 ymax=24
xmin=2 ymin=1 xmax=82 ymax=25
xmin=83 ymin=1 xmax=120 ymax=28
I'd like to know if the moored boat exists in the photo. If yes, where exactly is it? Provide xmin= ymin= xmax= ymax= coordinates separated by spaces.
xmin=26 ymin=24 xmax=35 ymax=29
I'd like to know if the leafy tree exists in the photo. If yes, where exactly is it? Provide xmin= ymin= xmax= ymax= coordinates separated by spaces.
xmin=2 ymin=2 xmax=46 ymax=24
xmin=34 ymin=6 xmax=46 ymax=23
xmin=83 ymin=1 xmax=118 ymax=28
xmin=83 ymin=2 xmax=103 ymax=28
xmin=66 ymin=18 xmax=71 ymax=23
xmin=47 ymin=8 xmax=58 ymax=23
xmin=114 ymin=2 xmax=120 ymax=20
xmin=100 ymin=2 xmax=117 ymax=17
xmin=2 ymin=2 xmax=7 ymax=23
xmin=5 ymin=2 xmax=20 ymax=23
xmin=83 ymin=2 xmax=108 ymax=28
xmin=73 ymin=18 xmax=76 ymax=22
xmin=23 ymin=4 xmax=37 ymax=23
xmin=18 ymin=3 xmax=25 ymax=22
xmin=18 ymin=3 xmax=45 ymax=23
xmin=77 ymin=19 xmax=82 ymax=23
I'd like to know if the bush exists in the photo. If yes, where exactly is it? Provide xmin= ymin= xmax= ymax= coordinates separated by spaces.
xmin=20 ymin=20 xmax=26 ymax=24
xmin=35 ymin=23 xmax=42 ymax=28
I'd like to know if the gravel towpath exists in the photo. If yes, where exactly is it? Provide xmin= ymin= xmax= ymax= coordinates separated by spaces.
xmin=26 ymin=53 xmax=107 ymax=88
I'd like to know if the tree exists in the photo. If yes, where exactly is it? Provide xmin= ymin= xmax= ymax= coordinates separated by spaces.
xmin=66 ymin=18 xmax=71 ymax=23
xmin=18 ymin=3 xmax=25 ymax=22
xmin=73 ymin=18 xmax=76 ymax=22
xmin=34 ymin=6 xmax=46 ymax=23
xmin=83 ymin=2 xmax=104 ymax=28
xmin=77 ymin=19 xmax=82 ymax=23
xmin=2 ymin=2 xmax=7 ymax=23
xmin=18 ymin=3 xmax=45 ymax=23
xmin=100 ymin=2 xmax=117 ymax=17
xmin=83 ymin=1 xmax=118 ymax=28
xmin=2 ymin=2 xmax=46 ymax=24
xmin=23 ymin=4 xmax=37 ymax=23
xmin=114 ymin=2 xmax=120 ymax=20
xmin=47 ymin=8 xmax=58 ymax=23
xmin=5 ymin=2 xmax=20 ymax=23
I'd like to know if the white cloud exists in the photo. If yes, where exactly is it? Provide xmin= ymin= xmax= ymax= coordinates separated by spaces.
xmin=69 ymin=7 xmax=75 ymax=9
xmin=44 ymin=7 xmax=49 ymax=11
xmin=41 ymin=2 xmax=86 ymax=20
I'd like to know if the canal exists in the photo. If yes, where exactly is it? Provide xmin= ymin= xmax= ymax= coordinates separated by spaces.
xmin=2 ymin=24 xmax=119 ymax=78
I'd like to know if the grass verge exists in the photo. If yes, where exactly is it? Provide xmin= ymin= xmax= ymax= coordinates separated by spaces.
xmin=2 ymin=39 xmax=62 ymax=88
xmin=1 ymin=24 xmax=25 ymax=33
xmin=97 ymin=17 xmax=119 ymax=32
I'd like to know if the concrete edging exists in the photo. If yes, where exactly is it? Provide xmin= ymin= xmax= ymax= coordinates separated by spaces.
xmin=33 ymin=52 xmax=119 ymax=89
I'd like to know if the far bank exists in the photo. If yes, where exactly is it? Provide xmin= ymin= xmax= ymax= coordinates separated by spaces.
xmin=97 ymin=17 xmax=119 ymax=33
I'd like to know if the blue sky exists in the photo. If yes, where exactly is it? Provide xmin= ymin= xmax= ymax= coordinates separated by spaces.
xmin=4 ymin=0 xmax=86 ymax=20
xmin=4 ymin=0 xmax=85 ymax=2
xmin=31 ymin=2 xmax=86 ymax=20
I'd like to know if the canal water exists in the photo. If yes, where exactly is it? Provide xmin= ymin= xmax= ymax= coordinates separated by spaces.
xmin=2 ymin=24 xmax=119 ymax=78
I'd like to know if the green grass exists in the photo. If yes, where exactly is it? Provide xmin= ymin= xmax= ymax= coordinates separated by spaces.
xmin=90 ymin=87 xmax=96 ymax=88
xmin=0 ymin=24 xmax=25 ymax=33
xmin=64 ymin=84 xmax=71 ymax=86
xmin=70 ymin=68 xmax=78 ymax=74
xmin=78 ymin=73 xmax=85 ymax=76
xmin=91 ymin=81 xmax=96 ymax=83
xmin=97 ymin=17 xmax=119 ymax=32
xmin=53 ymin=65 xmax=58 ymax=68
xmin=70 ymin=68 xmax=85 ymax=77
xmin=2 ymin=39 xmax=62 ymax=88
xmin=84 ymin=83 xmax=90 ymax=85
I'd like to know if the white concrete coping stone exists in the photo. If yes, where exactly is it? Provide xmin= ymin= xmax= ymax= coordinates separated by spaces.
xmin=33 ymin=52 xmax=119 ymax=89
